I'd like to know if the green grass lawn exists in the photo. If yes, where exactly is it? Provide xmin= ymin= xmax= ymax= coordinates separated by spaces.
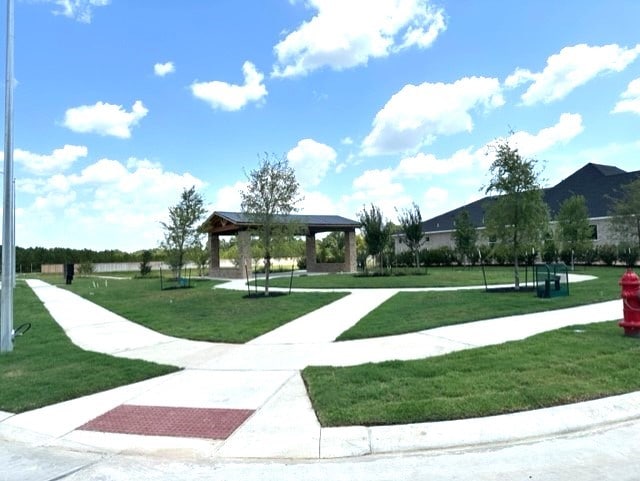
xmin=0 ymin=282 xmax=178 ymax=413
xmin=304 ymin=320 xmax=640 ymax=427
xmin=337 ymin=266 xmax=624 ymax=340
xmin=57 ymin=276 xmax=346 ymax=343
xmin=266 ymin=266 xmax=531 ymax=289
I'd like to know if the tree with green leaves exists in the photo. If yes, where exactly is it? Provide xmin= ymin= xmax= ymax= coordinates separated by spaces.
xmin=396 ymin=202 xmax=423 ymax=268
xmin=483 ymin=141 xmax=549 ymax=290
xmin=453 ymin=209 xmax=478 ymax=265
xmin=240 ymin=153 xmax=302 ymax=295
xmin=317 ymin=232 xmax=345 ymax=263
xmin=187 ymin=240 xmax=210 ymax=276
xmin=609 ymin=177 xmax=640 ymax=251
xmin=556 ymin=194 xmax=592 ymax=265
xmin=358 ymin=203 xmax=392 ymax=274
xmin=160 ymin=186 xmax=207 ymax=279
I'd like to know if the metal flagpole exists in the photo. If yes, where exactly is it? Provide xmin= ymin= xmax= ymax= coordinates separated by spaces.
xmin=1 ymin=0 xmax=15 ymax=353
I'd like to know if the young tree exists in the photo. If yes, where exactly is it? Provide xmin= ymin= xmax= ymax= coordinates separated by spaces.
xmin=609 ymin=177 xmax=640 ymax=251
xmin=240 ymin=153 xmax=302 ymax=295
xmin=356 ymin=234 xmax=367 ymax=270
xmin=453 ymin=209 xmax=478 ymax=265
xmin=187 ymin=240 xmax=210 ymax=276
xmin=160 ymin=186 xmax=207 ymax=279
xmin=483 ymin=141 xmax=549 ymax=290
xmin=556 ymin=194 xmax=592 ymax=265
xmin=396 ymin=202 xmax=423 ymax=268
xmin=358 ymin=204 xmax=391 ymax=274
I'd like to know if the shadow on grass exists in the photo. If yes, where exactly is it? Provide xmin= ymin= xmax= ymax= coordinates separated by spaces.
xmin=242 ymin=291 xmax=288 ymax=299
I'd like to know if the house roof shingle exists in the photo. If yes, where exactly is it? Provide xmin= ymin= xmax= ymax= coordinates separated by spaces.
xmin=421 ymin=163 xmax=640 ymax=233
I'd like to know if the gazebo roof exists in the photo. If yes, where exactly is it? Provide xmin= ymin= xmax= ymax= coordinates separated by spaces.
xmin=202 ymin=211 xmax=360 ymax=235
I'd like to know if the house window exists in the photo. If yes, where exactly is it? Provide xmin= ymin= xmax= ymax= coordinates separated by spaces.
xmin=590 ymin=225 xmax=598 ymax=240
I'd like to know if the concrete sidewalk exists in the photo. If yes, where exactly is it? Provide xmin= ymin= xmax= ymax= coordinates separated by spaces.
xmin=1 ymin=277 xmax=638 ymax=463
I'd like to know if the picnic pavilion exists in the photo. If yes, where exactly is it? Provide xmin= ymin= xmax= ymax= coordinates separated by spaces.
xmin=201 ymin=211 xmax=361 ymax=278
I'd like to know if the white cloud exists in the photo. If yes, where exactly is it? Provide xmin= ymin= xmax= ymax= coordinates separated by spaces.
xmin=63 ymin=100 xmax=148 ymax=138
xmin=14 ymin=144 xmax=87 ymax=175
xmin=348 ymin=168 xmax=411 ymax=220
xmin=287 ymin=138 xmax=337 ymax=187
xmin=34 ymin=190 xmax=77 ymax=210
xmin=191 ymin=61 xmax=267 ymax=111
xmin=154 ymin=61 xmax=175 ymax=77
xmin=346 ymin=114 xmax=586 ymax=221
xmin=396 ymin=148 xmax=475 ymax=177
xmin=50 ymin=0 xmax=110 ymax=23
xmin=612 ymin=78 xmax=640 ymax=115
xmin=71 ymin=158 xmax=129 ymax=184
xmin=423 ymin=187 xmax=449 ymax=205
xmin=20 ymin=157 xmax=206 ymax=251
xmin=272 ymin=0 xmax=446 ymax=78
xmin=300 ymin=190 xmax=338 ymax=214
xmin=505 ymin=113 xmax=584 ymax=157
xmin=362 ymin=77 xmax=504 ymax=156
xmin=506 ymin=43 xmax=640 ymax=105
xmin=341 ymin=136 xmax=354 ymax=145
xmin=213 ymin=181 xmax=247 ymax=213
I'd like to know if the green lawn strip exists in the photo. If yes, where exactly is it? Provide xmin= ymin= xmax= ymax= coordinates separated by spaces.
xmin=60 ymin=277 xmax=346 ymax=343
xmin=304 ymin=321 xmax=638 ymax=427
xmin=337 ymin=266 xmax=624 ymax=340
xmin=0 ymin=282 xmax=178 ymax=414
xmin=265 ymin=266 xmax=532 ymax=289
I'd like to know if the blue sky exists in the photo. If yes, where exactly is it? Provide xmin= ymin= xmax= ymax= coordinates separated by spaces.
xmin=4 ymin=0 xmax=640 ymax=251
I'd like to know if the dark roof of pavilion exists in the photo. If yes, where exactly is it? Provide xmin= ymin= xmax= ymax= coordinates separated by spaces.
xmin=420 ymin=163 xmax=640 ymax=233
xmin=202 ymin=211 xmax=361 ymax=235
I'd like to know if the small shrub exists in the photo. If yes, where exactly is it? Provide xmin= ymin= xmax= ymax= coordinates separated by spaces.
xmin=492 ymin=244 xmax=510 ymax=265
xmin=394 ymin=251 xmax=415 ymax=268
xmin=579 ymin=246 xmax=597 ymax=266
xmin=618 ymin=244 xmax=639 ymax=267
xmin=542 ymin=239 xmax=557 ymax=264
xmin=598 ymin=244 xmax=618 ymax=266
xmin=78 ymin=260 xmax=94 ymax=276
xmin=428 ymin=246 xmax=456 ymax=266
xmin=559 ymin=248 xmax=574 ymax=265
xmin=478 ymin=245 xmax=493 ymax=264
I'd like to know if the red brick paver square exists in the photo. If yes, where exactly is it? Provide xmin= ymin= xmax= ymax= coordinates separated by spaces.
xmin=79 ymin=405 xmax=254 ymax=439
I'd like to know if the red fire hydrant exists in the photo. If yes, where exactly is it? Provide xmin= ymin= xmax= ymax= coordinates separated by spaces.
xmin=619 ymin=269 xmax=640 ymax=337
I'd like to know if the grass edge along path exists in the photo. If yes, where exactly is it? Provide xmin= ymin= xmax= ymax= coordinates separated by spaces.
xmin=59 ymin=276 xmax=347 ymax=343
xmin=262 ymin=266 xmax=520 ymax=289
xmin=0 ymin=281 xmax=178 ymax=414
xmin=304 ymin=320 xmax=639 ymax=427
xmin=337 ymin=267 xmax=624 ymax=340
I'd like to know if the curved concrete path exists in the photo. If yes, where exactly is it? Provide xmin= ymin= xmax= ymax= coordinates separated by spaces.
xmin=1 ymin=275 xmax=639 ymax=479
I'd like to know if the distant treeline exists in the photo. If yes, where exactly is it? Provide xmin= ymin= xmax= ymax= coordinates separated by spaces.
xmin=14 ymin=246 xmax=159 ymax=272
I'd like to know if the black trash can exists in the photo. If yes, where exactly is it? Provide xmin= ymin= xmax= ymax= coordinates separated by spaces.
xmin=65 ymin=263 xmax=75 ymax=285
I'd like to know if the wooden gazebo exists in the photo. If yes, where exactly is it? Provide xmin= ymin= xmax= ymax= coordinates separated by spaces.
xmin=200 ymin=211 xmax=360 ymax=278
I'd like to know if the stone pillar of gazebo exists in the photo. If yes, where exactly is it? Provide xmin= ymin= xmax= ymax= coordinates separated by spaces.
xmin=306 ymin=234 xmax=317 ymax=272
xmin=238 ymin=230 xmax=252 ymax=276
xmin=209 ymin=233 xmax=220 ymax=270
xmin=344 ymin=229 xmax=357 ymax=273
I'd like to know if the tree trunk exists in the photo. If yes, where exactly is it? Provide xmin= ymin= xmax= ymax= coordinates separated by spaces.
xmin=264 ymin=255 xmax=271 ymax=296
